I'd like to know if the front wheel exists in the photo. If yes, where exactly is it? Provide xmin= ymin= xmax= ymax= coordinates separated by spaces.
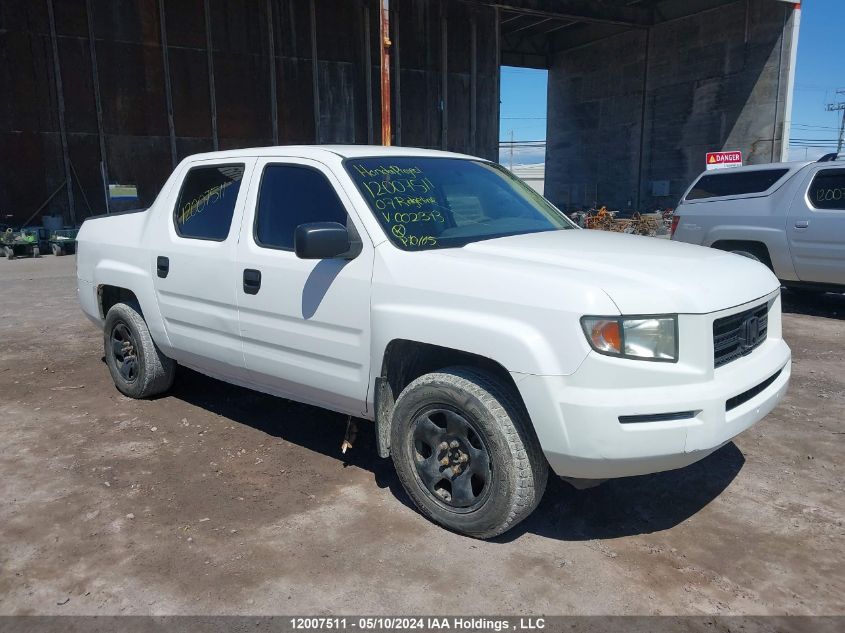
xmin=390 ymin=367 xmax=548 ymax=539
xmin=104 ymin=301 xmax=175 ymax=398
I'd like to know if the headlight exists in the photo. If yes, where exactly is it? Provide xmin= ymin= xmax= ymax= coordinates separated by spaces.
xmin=581 ymin=315 xmax=678 ymax=362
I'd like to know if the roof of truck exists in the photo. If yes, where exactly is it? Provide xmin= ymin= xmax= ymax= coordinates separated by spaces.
xmin=184 ymin=145 xmax=481 ymax=163
xmin=692 ymin=154 xmax=844 ymax=176
xmin=698 ymin=160 xmax=813 ymax=173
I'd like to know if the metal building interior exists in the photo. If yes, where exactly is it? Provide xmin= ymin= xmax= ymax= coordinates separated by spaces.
xmin=0 ymin=0 xmax=799 ymax=226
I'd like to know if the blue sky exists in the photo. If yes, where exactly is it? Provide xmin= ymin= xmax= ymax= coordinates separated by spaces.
xmin=499 ymin=0 xmax=845 ymax=165
xmin=786 ymin=0 xmax=845 ymax=160
xmin=499 ymin=67 xmax=548 ymax=165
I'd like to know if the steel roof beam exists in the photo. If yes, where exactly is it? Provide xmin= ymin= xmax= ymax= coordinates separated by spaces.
xmin=463 ymin=0 xmax=653 ymax=28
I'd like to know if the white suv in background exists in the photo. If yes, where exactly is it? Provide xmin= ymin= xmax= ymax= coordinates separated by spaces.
xmin=672 ymin=154 xmax=845 ymax=293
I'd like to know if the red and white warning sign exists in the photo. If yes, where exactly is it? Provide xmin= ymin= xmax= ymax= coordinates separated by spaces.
xmin=706 ymin=151 xmax=743 ymax=170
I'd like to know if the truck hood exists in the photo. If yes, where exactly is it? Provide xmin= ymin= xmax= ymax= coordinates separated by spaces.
xmin=448 ymin=229 xmax=780 ymax=314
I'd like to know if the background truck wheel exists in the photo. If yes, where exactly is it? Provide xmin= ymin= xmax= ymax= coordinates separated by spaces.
xmin=731 ymin=248 xmax=762 ymax=263
xmin=5 ymin=246 xmax=14 ymax=260
xmin=103 ymin=301 xmax=175 ymax=398
xmin=390 ymin=367 xmax=548 ymax=539
xmin=51 ymin=243 xmax=62 ymax=256
xmin=717 ymin=243 xmax=774 ymax=272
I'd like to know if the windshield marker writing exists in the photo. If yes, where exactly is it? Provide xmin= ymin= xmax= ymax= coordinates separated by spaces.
xmin=353 ymin=163 xmax=423 ymax=178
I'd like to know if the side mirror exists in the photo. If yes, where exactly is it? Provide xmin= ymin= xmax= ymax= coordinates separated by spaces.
xmin=294 ymin=222 xmax=360 ymax=259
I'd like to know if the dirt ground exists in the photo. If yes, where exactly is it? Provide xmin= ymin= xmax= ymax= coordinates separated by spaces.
xmin=0 ymin=255 xmax=842 ymax=616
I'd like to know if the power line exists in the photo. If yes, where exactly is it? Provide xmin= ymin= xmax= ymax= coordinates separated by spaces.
xmin=791 ymin=123 xmax=842 ymax=131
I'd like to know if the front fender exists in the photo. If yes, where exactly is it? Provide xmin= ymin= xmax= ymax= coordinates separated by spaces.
xmin=367 ymin=302 xmax=594 ymax=414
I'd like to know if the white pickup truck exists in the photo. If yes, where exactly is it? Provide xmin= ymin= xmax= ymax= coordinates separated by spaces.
xmin=77 ymin=145 xmax=791 ymax=538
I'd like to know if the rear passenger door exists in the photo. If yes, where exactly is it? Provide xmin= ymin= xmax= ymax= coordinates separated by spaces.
xmin=151 ymin=160 xmax=255 ymax=381
xmin=235 ymin=158 xmax=374 ymax=416
xmin=787 ymin=166 xmax=845 ymax=285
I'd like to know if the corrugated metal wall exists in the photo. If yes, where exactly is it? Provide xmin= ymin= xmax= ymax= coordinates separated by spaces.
xmin=0 ymin=0 xmax=499 ymax=226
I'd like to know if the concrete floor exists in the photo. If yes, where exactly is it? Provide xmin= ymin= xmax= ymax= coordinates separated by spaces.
xmin=0 ymin=255 xmax=842 ymax=615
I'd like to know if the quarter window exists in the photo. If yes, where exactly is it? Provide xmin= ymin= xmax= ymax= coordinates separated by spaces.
xmin=174 ymin=164 xmax=245 ymax=240
xmin=808 ymin=168 xmax=845 ymax=210
xmin=255 ymin=165 xmax=349 ymax=250
xmin=686 ymin=169 xmax=789 ymax=201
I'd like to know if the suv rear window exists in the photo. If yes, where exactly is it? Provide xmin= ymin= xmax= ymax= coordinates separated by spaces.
xmin=686 ymin=169 xmax=789 ymax=201
xmin=808 ymin=168 xmax=845 ymax=210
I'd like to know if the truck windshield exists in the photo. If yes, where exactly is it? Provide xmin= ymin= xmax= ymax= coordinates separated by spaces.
xmin=344 ymin=157 xmax=573 ymax=250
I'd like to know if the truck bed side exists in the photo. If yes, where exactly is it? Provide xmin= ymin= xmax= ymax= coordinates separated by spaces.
xmin=76 ymin=208 xmax=172 ymax=351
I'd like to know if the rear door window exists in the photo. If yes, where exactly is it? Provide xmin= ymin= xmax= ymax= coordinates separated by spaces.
xmin=686 ymin=169 xmax=789 ymax=201
xmin=174 ymin=164 xmax=245 ymax=241
xmin=807 ymin=168 xmax=845 ymax=210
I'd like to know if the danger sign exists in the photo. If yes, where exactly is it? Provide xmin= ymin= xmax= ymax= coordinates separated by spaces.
xmin=706 ymin=151 xmax=743 ymax=170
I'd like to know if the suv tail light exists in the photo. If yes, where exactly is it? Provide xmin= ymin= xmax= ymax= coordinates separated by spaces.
xmin=670 ymin=215 xmax=680 ymax=238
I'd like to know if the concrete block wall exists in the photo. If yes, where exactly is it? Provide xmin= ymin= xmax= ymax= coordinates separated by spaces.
xmin=544 ymin=0 xmax=799 ymax=212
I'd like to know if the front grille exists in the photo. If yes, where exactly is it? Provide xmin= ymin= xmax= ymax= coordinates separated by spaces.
xmin=713 ymin=303 xmax=769 ymax=368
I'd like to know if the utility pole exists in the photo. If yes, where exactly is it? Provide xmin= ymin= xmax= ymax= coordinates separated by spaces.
xmin=379 ymin=0 xmax=391 ymax=146
xmin=826 ymin=89 xmax=845 ymax=154
xmin=509 ymin=130 xmax=514 ymax=170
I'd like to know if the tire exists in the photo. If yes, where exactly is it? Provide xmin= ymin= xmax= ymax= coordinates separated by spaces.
xmin=51 ymin=243 xmax=62 ymax=256
xmin=5 ymin=246 xmax=15 ymax=260
xmin=722 ymin=243 xmax=773 ymax=272
xmin=731 ymin=249 xmax=762 ymax=263
xmin=390 ymin=367 xmax=548 ymax=539
xmin=103 ymin=301 xmax=175 ymax=398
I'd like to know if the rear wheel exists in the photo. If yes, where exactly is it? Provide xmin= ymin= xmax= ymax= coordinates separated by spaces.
xmin=731 ymin=248 xmax=763 ymax=263
xmin=390 ymin=367 xmax=547 ymax=539
xmin=4 ymin=246 xmax=14 ymax=260
xmin=51 ymin=243 xmax=62 ymax=256
xmin=104 ymin=301 xmax=175 ymax=398
xmin=715 ymin=242 xmax=773 ymax=272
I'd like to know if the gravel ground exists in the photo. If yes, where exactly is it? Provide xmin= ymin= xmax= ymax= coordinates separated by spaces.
xmin=0 ymin=255 xmax=842 ymax=616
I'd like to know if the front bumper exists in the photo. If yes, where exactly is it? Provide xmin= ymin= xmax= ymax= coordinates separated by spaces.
xmin=514 ymin=293 xmax=791 ymax=479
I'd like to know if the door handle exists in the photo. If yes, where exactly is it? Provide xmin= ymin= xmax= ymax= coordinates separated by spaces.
xmin=156 ymin=256 xmax=169 ymax=278
xmin=794 ymin=220 xmax=809 ymax=229
xmin=243 ymin=269 xmax=262 ymax=295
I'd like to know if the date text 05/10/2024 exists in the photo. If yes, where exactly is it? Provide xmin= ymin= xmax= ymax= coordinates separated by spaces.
xmin=289 ymin=617 xmax=547 ymax=630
